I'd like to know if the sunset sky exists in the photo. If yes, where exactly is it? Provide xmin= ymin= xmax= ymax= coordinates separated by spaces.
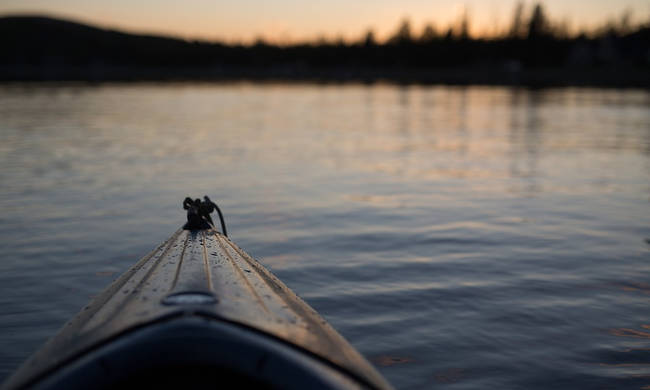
xmin=1 ymin=0 xmax=648 ymax=43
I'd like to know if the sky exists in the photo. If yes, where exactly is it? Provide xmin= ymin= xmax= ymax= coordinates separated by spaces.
xmin=1 ymin=0 xmax=648 ymax=43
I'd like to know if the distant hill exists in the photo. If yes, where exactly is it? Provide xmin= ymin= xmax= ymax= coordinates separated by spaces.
xmin=1 ymin=15 xmax=649 ymax=86
xmin=0 ymin=15 xmax=225 ymax=68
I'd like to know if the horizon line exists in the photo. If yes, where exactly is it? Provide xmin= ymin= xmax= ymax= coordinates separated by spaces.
xmin=2 ymin=9 xmax=648 ymax=46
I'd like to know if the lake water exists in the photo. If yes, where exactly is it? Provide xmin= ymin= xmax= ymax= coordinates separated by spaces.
xmin=0 ymin=83 xmax=649 ymax=389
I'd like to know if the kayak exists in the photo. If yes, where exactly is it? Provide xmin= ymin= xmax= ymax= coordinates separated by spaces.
xmin=3 ymin=220 xmax=392 ymax=389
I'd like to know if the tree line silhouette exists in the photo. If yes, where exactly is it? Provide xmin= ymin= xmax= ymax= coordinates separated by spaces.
xmin=1 ymin=2 xmax=648 ymax=86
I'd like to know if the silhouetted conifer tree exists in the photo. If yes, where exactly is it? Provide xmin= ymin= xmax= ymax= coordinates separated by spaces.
xmin=363 ymin=29 xmax=376 ymax=46
xmin=420 ymin=23 xmax=438 ymax=43
xmin=443 ymin=27 xmax=454 ymax=41
xmin=458 ymin=9 xmax=470 ymax=40
xmin=528 ymin=3 xmax=549 ymax=39
xmin=390 ymin=19 xmax=413 ymax=45
xmin=509 ymin=2 xmax=526 ymax=38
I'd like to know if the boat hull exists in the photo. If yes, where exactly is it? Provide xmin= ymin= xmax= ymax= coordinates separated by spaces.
xmin=3 ymin=229 xmax=391 ymax=390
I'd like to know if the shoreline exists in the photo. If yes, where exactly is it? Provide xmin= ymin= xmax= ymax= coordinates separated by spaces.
xmin=1 ymin=66 xmax=649 ymax=89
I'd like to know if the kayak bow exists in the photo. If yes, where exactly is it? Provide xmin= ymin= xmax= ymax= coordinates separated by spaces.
xmin=3 ymin=223 xmax=392 ymax=389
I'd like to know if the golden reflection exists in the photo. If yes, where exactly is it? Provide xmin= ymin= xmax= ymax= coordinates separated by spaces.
xmin=371 ymin=355 xmax=414 ymax=367
xmin=618 ymin=282 xmax=650 ymax=295
xmin=370 ymin=164 xmax=502 ymax=180
xmin=261 ymin=254 xmax=302 ymax=269
xmin=343 ymin=194 xmax=407 ymax=208
xmin=608 ymin=327 xmax=650 ymax=339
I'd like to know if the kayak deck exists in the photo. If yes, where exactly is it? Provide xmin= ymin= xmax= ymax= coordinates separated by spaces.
xmin=4 ymin=229 xmax=391 ymax=390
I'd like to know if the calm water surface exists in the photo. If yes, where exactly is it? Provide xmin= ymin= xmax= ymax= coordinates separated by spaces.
xmin=0 ymin=83 xmax=649 ymax=389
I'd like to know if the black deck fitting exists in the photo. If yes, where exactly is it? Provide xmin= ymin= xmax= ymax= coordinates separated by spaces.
xmin=182 ymin=196 xmax=228 ymax=236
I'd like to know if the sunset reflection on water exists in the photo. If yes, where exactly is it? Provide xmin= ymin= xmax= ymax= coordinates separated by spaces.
xmin=0 ymin=83 xmax=649 ymax=389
